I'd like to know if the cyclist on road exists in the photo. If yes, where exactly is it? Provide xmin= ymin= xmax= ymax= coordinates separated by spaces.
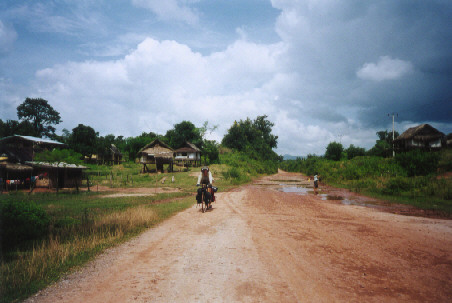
xmin=196 ymin=166 xmax=215 ymax=207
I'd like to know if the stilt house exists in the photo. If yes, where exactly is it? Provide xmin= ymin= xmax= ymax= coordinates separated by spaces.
xmin=174 ymin=141 xmax=201 ymax=167
xmin=138 ymin=139 xmax=174 ymax=173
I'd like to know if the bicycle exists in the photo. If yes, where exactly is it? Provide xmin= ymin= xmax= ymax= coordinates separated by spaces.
xmin=197 ymin=183 xmax=212 ymax=213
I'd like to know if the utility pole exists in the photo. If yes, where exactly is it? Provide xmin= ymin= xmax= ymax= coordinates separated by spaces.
xmin=337 ymin=133 xmax=344 ymax=144
xmin=388 ymin=113 xmax=398 ymax=157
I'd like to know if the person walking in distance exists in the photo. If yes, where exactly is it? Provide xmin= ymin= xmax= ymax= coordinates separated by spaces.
xmin=313 ymin=172 xmax=319 ymax=194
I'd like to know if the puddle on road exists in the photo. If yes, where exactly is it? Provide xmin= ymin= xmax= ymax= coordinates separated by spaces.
xmin=279 ymin=186 xmax=311 ymax=194
xmin=277 ymin=183 xmax=382 ymax=209
xmin=270 ymin=179 xmax=303 ymax=183
xmin=321 ymin=195 xmax=343 ymax=201
xmin=320 ymin=194 xmax=382 ymax=208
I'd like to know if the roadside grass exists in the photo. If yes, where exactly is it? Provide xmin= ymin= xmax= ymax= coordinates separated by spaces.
xmin=84 ymin=161 xmax=247 ymax=192
xmin=280 ymin=149 xmax=452 ymax=215
xmin=84 ymin=162 xmax=238 ymax=191
xmin=0 ymin=193 xmax=193 ymax=303
xmin=1 ymin=154 xmax=260 ymax=303
xmin=328 ymin=177 xmax=452 ymax=215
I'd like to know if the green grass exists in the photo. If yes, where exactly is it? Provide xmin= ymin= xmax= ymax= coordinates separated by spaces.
xmin=280 ymin=150 xmax=452 ymax=215
xmin=327 ymin=178 xmax=452 ymax=216
xmin=0 ymin=192 xmax=192 ymax=303
xmin=1 ymin=153 xmax=265 ymax=303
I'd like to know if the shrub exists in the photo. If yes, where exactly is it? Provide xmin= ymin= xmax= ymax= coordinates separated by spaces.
xmin=395 ymin=149 xmax=440 ymax=176
xmin=351 ymin=179 xmax=377 ymax=192
xmin=1 ymin=200 xmax=50 ymax=251
xmin=381 ymin=177 xmax=411 ymax=195
xmin=222 ymin=167 xmax=250 ymax=184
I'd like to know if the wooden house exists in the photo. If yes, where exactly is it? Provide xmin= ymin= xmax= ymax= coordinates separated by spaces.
xmin=0 ymin=136 xmax=88 ymax=192
xmin=138 ymin=139 xmax=174 ymax=173
xmin=26 ymin=161 xmax=87 ymax=190
xmin=0 ymin=135 xmax=64 ymax=163
xmin=0 ymin=162 xmax=33 ymax=192
xmin=109 ymin=144 xmax=123 ymax=164
xmin=0 ymin=161 xmax=87 ymax=192
xmin=84 ymin=144 xmax=123 ymax=165
xmin=394 ymin=124 xmax=445 ymax=152
xmin=446 ymin=133 xmax=452 ymax=148
xmin=174 ymin=141 xmax=201 ymax=167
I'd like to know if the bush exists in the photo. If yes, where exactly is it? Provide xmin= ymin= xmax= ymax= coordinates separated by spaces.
xmin=381 ymin=177 xmax=411 ymax=195
xmin=395 ymin=149 xmax=440 ymax=176
xmin=222 ymin=167 xmax=251 ymax=184
xmin=1 ymin=200 xmax=50 ymax=251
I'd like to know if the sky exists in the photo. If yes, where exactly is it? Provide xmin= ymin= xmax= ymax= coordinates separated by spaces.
xmin=1 ymin=0 xmax=451 ymax=156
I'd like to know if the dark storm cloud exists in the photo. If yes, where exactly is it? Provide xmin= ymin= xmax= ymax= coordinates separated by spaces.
xmin=274 ymin=0 xmax=452 ymax=130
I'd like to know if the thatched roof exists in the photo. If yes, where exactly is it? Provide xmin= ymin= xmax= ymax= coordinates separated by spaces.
xmin=138 ymin=139 xmax=174 ymax=159
xmin=395 ymin=124 xmax=445 ymax=142
xmin=174 ymin=141 xmax=201 ymax=153
xmin=110 ymin=144 xmax=122 ymax=156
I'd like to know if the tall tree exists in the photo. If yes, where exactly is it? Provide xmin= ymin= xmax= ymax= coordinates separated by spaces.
xmin=164 ymin=121 xmax=202 ymax=149
xmin=368 ymin=130 xmax=400 ymax=158
xmin=346 ymin=144 xmax=366 ymax=159
xmin=17 ymin=98 xmax=62 ymax=138
xmin=96 ymin=134 xmax=117 ymax=162
xmin=325 ymin=141 xmax=344 ymax=161
xmin=222 ymin=115 xmax=279 ymax=160
xmin=68 ymin=124 xmax=97 ymax=158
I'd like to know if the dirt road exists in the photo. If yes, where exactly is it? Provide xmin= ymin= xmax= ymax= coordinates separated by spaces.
xmin=27 ymin=171 xmax=452 ymax=302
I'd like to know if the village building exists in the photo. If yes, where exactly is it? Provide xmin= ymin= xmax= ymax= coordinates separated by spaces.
xmin=0 ymin=162 xmax=33 ymax=192
xmin=26 ymin=161 xmax=87 ymax=190
xmin=84 ymin=144 xmax=123 ymax=165
xmin=138 ymin=139 xmax=174 ymax=173
xmin=0 ymin=161 xmax=87 ymax=192
xmin=109 ymin=144 xmax=123 ymax=164
xmin=0 ymin=135 xmax=87 ymax=192
xmin=0 ymin=135 xmax=64 ymax=163
xmin=446 ymin=133 xmax=452 ymax=148
xmin=174 ymin=141 xmax=201 ymax=167
xmin=394 ymin=124 xmax=445 ymax=152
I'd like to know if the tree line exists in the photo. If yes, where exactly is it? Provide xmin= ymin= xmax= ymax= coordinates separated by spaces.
xmin=322 ymin=130 xmax=400 ymax=161
xmin=1 ymin=98 xmax=280 ymax=165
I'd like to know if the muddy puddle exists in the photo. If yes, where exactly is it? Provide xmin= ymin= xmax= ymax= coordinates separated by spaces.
xmin=263 ymin=173 xmax=450 ymax=219
xmin=280 ymin=186 xmax=311 ymax=194
xmin=278 ymin=184 xmax=384 ymax=209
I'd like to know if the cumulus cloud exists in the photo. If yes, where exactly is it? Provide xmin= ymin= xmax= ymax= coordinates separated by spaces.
xmin=132 ymin=0 xmax=199 ymax=25
xmin=33 ymin=38 xmax=284 ymax=139
xmin=357 ymin=56 xmax=414 ymax=81
xmin=0 ymin=20 xmax=17 ymax=53
xmin=2 ymin=0 xmax=451 ymax=156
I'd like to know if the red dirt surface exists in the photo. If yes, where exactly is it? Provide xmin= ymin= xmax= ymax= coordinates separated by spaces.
xmin=26 ymin=171 xmax=452 ymax=302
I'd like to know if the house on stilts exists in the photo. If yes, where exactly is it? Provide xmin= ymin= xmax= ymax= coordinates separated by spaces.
xmin=174 ymin=141 xmax=201 ymax=167
xmin=138 ymin=139 xmax=174 ymax=173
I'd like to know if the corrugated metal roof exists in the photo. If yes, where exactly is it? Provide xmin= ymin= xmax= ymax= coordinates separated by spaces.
xmin=26 ymin=161 xmax=88 ymax=169
xmin=0 ymin=135 xmax=64 ymax=145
